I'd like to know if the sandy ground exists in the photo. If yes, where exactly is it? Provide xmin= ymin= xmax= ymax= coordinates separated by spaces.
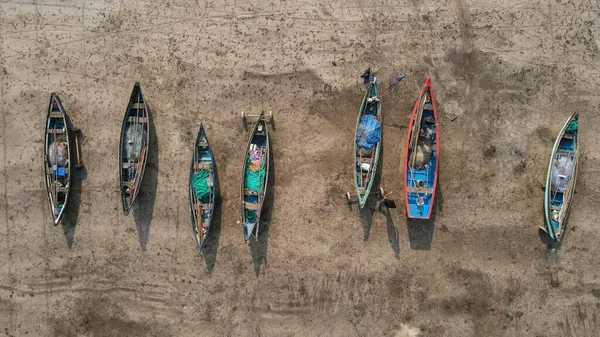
xmin=1 ymin=0 xmax=600 ymax=336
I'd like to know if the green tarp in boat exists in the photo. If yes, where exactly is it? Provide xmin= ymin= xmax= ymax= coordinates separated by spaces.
xmin=192 ymin=169 xmax=211 ymax=203
xmin=245 ymin=157 xmax=266 ymax=192
xmin=566 ymin=120 xmax=578 ymax=133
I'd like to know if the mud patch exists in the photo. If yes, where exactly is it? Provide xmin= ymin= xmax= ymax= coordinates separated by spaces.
xmin=51 ymin=296 xmax=172 ymax=337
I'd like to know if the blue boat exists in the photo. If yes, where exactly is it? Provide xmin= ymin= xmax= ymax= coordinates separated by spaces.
xmin=542 ymin=112 xmax=579 ymax=245
xmin=188 ymin=123 xmax=216 ymax=254
xmin=403 ymin=78 xmax=439 ymax=219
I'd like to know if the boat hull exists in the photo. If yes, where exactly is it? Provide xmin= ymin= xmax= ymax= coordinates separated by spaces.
xmin=543 ymin=112 xmax=579 ymax=244
xmin=240 ymin=113 xmax=270 ymax=241
xmin=403 ymin=77 xmax=439 ymax=220
xmin=44 ymin=94 xmax=72 ymax=225
xmin=188 ymin=123 xmax=216 ymax=254
xmin=118 ymin=82 xmax=150 ymax=215
xmin=353 ymin=80 xmax=381 ymax=208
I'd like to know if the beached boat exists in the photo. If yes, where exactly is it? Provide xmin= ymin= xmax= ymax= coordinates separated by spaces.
xmin=44 ymin=94 xmax=72 ymax=225
xmin=542 ymin=112 xmax=579 ymax=244
xmin=119 ymin=82 xmax=150 ymax=215
xmin=240 ymin=112 xmax=270 ymax=242
xmin=403 ymin=77 xmax=439 ymax=219
xmin=188 ymin=124 xmax=216 ymax=254
xmin=353 ymin=78 xmax=381 ymax=208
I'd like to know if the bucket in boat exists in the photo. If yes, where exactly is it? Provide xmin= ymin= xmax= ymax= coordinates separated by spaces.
xmin=246 ymin=210 xmax=256 ymax=222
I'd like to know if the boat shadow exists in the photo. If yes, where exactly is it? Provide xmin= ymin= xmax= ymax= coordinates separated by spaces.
xmin=61 ymin=118 xmax=86 ymax=249
xmin=202 ymin=161 xmax=222 ymax=273
xmin=406 ymin=182 xmax=443 ymax=250
xmin=250 ymin=138 xmax=274 ymax=277
xmin=379 ymin=205 xmax=400 ymax=258
xmin=132 ymin=108 xmax=158 ymax=250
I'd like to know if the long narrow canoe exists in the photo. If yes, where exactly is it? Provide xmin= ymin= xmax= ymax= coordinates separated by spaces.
xmin=188 ymin=123 xmax=216 ymax=254
xmin=44 ymin=94 xmax=72 ymax=225
xmin=542 ymin=112 xmax=579 ymax=244
xmin=119 ymin=82 xmax=150 ymax=215
xmin=403 ymin=77 xmax=439 ymax=219
xmin=241 ymin=112 xmax=270 ymax=242
xmin=353 ymin=79 xmax=381 ymax=208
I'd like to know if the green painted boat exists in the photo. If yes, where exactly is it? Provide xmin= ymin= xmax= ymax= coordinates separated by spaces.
xmin=353 ymin=79 xmax=381 ymax=208
xmin=542 ymin=112 xmax=579 ymax=245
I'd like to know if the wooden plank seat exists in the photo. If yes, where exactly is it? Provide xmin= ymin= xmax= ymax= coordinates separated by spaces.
xmin=244 ymin=202 xmax=261 ymax=210
xmin=357 ymin=155 xmax=372 ymax=164
xmin=195 ymin=162 xmax=212 ymax=170
xmin=245 ymin=189 xmax=259 ymax=195
xmin=49 ymin=111 xmax=63 ymax=118
xmin=128 ymin=116 xmax=148 ymax=123
xmin=130 ymin=102 xmax=145 ymax=109
xmin=423 ymin=117 xmax=435 ymax=123
xmin=555 ymin=149 xmax=574 ymax=157
xmin=422 ymin=103 xmax=433 ymax=111
xmin=48 ymin=128 xmax=65 ymax=134
xmin=562 ymin=133 xmax=576 ymax=140
xmin=550 ymin=205 xmax=562 ymax=211
xmin=198 ymin=141 xmax=209 ymax=147
xmin=406 ymin=186 xmax=434 ymax=194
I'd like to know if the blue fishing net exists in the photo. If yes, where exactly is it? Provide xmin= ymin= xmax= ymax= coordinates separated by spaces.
xmin=356 ymin=114 xmax=381 ymax=149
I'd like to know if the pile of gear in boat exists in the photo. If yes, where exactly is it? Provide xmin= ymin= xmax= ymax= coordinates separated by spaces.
xmin=245 ymin=145 xmax=266 ymax=192
xmin=355 ymin=96 xmax=381 ymax=172
xmin=409 ymin=95 xmax=435 ymax=170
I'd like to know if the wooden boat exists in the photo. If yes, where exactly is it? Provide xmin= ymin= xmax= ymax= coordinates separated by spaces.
xmin=240 ymin=112 xmax=270 ymax=242
xmin=44 ymin=94 xmax=72 ymax=225
xmin=188 ymin=123 xmax=216 ymax=254
xmin=119 ymin=82 xmax=150 ymax=215
xmin=542 ymin=112 xmax=579 ymax=244
xmin=353 ymin=78 xmax=381 ymax=208
xmin=403 ymin=77 xmax=439 ymax=219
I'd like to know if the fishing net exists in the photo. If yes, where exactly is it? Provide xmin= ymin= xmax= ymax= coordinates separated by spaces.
xmin=192 ymin=169 xmax=211 ymax=202
xmin=566 ymin=120 xmax=578 ymax=133
xmin=245 ymin=156 xmax=266 ymax=192
xmin=48 ymin=141 xmax=68 ymax=166
xmin=356 ymin=114 xmax=381 ymax=149
xmin=551 ymin=155 xmax=574 ymax=193
xmin=409 ymin=141 xmax=432 ymax=170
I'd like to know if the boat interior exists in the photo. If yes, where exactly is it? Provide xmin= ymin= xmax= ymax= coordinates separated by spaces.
xmin=549 ymin=122 xmax=577 ymax=235
xmin=46 ymin=100 xmax=70 ymax=220
xmin=406 ymin=89 xmax=437 ymax=218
